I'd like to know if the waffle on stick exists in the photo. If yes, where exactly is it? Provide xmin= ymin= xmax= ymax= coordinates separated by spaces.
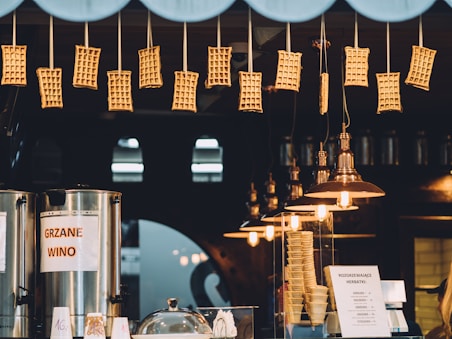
xmin=376 ymin=72 xmax=402 ymax=113
xmin=138 ymin=45 xmax=163 ymax=89
xmin=405 ymin=45 xmax=436 ymax=91
xmin=319 ymin=72 xmax=329 ymax=115
xmin=73 ymin=45 xmax=101 ymax=90
xmin=238 ymin=71 xmax=263 ymax=113
xmin=205 ymin=46 xmax=232 ymax=89
xmin=344 ymin=46 xmax=370 ymax=87
xmin=36 ymin=67 xmax=63 ymax=109
xmin=172 ymin=71 xmax=199 ymax=112
xmin=274 ymin=50 xmax=302 ymax=92
xmin=1 ymin=45 xmax=27 ymax=86
xmin=107 ymin=70 xmax=133 ymax=112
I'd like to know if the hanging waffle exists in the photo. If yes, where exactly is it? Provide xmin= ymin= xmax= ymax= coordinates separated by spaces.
xmin=72 ymin=45 xmax=101 ymax=90
xmin=36 ymin=67 xmax=63 ymax=109
xmin=1 ymin=45 xmax=27 ymax=86
xmin=205 ymin=46 xmax=232 ymax=89
xmin=319 ymin=72 xmax=329 ymax=115
xmin=238 ymin=71 xmax=263 ymax=113
xmin=376 ymin=72 xmax=402 ymax=113
xmin=172 ymin=70 xmax=199 ymax=112
xmin=405 ymin=45 xmax=436 ymax=91
xmin=138 ymin=45 xmax=163 ymax=89
xmin=344 ymin=46 xmax=370 ymax=87
xmin=107 ymin=70 xmax=133 ymax=112
xmin=274 ymin=50 xmax=302 ymax=92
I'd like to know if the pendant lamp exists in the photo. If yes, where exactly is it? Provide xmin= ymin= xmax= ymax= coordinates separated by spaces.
xmin=243 ymin=174 xmax=287 ymax=235
xmin=305 ymin=123 xmax=385 ymax=201
xmin=261 ymin=160 xmax=325 ymax=223
xmin=286 ymin=143 xmax=359 ymax=213
xmin=223 ymin=182 xmax=278 ymax=245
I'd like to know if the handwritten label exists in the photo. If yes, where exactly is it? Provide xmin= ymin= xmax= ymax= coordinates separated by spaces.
xmin=328 ymin=265 xmax=390 ymax=338
xmin=40 ymin=212 xmax=99 ymax=272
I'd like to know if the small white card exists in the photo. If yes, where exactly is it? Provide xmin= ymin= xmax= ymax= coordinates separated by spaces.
xmin=328 ymin=265 xmax=391 ymax=337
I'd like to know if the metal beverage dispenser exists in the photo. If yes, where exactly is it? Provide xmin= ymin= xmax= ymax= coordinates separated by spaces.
xmin=0 ymin=190 xmax=36 ymax=338
xmin=40 ymin=188 xmax=122 ymax=338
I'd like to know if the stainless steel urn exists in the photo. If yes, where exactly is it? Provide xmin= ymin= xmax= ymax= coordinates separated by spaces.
xmin=40 ymin=188 xmax=122 ymax=338
xmin=0 ymin=190 xmax=36 ymax=338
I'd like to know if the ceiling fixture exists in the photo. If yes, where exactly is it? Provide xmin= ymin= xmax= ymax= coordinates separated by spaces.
xmin=261 ymin=161 xmax=323 ymax=223
xmin=241 ymin=174 xmax=282 ymax=241
xmin=224 ymin=182 xmax=278 ymax=246
xmin=305 ymin=122 xmax=385 ymax=204
xmin=286 ymin=143 xmax=359 ymax=215
xmin=305 ymin=13 xmax=385 ymax=204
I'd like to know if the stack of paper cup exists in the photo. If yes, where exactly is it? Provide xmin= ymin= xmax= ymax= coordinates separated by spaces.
xmin=111 ymin=317 xmax=131 ymax=339
xmin=50 ymin=307 xmax=72 ymax=339
xmin=306 ymin=285 xmax=329 ymax=326
xmin=300 ymin=231 xmax=317 ymax=292
xmin=323 ymin=266 xmax=337 ymax=311
xmin=285 ymin=231 xmax=305 ymax=324
xmin=84 ymin=313 xmax=106 ymax=339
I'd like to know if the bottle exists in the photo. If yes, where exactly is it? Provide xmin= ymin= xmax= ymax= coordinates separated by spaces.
xmin=380 ymin=129 xmax=399 ymax=166
xmin=413 ymin=130 xmax=428 ymax=166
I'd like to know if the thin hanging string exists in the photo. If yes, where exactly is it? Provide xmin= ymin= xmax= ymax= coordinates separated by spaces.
xmin=147 ymin=11 xmax=153 ymax=49
xmin=49 ymin=15 xmax=54 ymax=69
xmin=12 ymin=11 xmax=16 ymax=46
xmin=322 ymin=111 xmax=330 ymax=146
xmin=386 ymin=22 xmax=390 ymax=74
xmin=266 ymin=93 xmax=274 ymax=173
xmin=183 ymin=22 xmax=187 ymax=72
xmin=247 ymin=8 xmax=253 ymax=73
xmin=354 ymin=12 xmax=358 ymax=48
xmin=217 ymin=16 xmax=221 ymax=48
xmin=319 ymin=15 xmax=323 ymax=76
xmin=118 ymin=12 xmax=122 ymax=73
xmin=286 ymin=22 xmax=291 ymax=52
xmin=419 ymin=15 xmax=423 ymax=47
xmin=84 ymin=22 xmax=89 ymax=48
xmin=319 ymin=14 xmax=328 ymax=75
xmin=322 ymin=16 xmax=328 ymax=73
xmin=289 ymin=91 xmax=299 ymax=162
xmin=341 ymin=49 xmax=351 ymax=128
xmin=241 ymin=115 xmax=256 ymax=183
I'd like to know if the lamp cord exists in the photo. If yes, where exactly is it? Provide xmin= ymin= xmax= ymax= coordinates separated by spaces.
xmin=341 ymin=44 xmax=351 ymax=129
xmin=289 ymin=91 xmax=299 ymax=162
xmin=266 ymin=92 xmax=274 ymax=174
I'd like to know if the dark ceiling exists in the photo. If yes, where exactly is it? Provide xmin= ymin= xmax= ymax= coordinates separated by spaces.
xmin=1 ymin=0 xmax=452 ymax=146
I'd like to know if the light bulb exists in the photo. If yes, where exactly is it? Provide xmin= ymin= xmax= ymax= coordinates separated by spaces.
xmin=264 ymin=225 xmax=275 ymax=241
xmin=316 ymin=204 xmax=328 ymax=221
xmin=290 ymin=214 xmax=299 ymax=231
xmin=247 ymin=231 xmax=260 ymax=247
xmin=337 ymin=191 xmax=352 ymax=209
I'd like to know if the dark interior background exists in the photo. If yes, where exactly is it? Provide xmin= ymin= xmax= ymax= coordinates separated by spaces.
xmin=1 ymin=0 xmax=452 ymax=333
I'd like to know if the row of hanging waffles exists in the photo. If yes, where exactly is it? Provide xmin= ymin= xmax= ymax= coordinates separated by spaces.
xmin=0 ymin=25 xmax=436 ymax=114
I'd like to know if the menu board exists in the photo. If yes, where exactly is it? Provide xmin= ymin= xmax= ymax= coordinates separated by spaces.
xmin=328 ymin=265 xmax=391 ymax=337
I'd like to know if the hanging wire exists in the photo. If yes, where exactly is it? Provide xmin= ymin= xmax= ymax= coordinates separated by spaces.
xmin=319 ymin=13 xmax=331 ymax=147
xmin=319 ymin=14 xmax=329 ymax=75
xmin=266 ymin=91 xmax=274 ymax=174
xmin=288 ymin=91 xmax=299 ymax=162
xmin=321 ymin=112 xmax=331 ymax=147
xmin=341 ymin=45 xmax=351 ymax=129
xmin=242 ymin=115 xmax=257 ymax=184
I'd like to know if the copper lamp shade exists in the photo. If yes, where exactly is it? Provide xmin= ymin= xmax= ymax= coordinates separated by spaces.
xmin=305 ymin=124 xmax=385 ymax=199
